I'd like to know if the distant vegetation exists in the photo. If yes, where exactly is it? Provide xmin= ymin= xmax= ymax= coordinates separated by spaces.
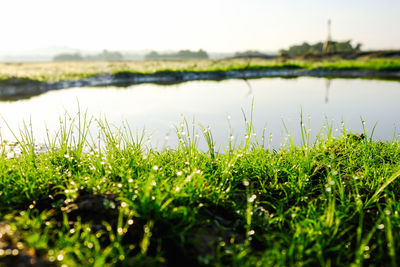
xmin=53 ymin=50 xmax=123 ymax=62
xmin=279 ymin=40 xmax=362 ymax=57
xmin=144 ymin=49 xmax=209 ymax=60
xmin=52 ymin=53 xmax=84 ymax=61
xmin=1 ymin=58 xmax=400 ymax=84
xmin=233 ymin=50 xmax=271 ymax=58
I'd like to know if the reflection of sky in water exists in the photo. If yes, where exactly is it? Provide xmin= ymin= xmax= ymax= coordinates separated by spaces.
xmin=0 ymin=77 xmax=399 ymax=150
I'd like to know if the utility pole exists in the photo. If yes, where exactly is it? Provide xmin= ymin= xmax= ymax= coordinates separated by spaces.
xmin=327 ymin=19 xmax=332 ymax=41
xmin=322 ymin=19 xmax=334 ymax=54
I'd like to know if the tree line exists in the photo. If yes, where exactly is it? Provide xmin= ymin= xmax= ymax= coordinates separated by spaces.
xmin=144 ymin=49 xmax=209 ymax=60
xmin=53 ymin=50 xmax=123 ymax=61
xmin=279 ymin=40 xmax=362 ymax=57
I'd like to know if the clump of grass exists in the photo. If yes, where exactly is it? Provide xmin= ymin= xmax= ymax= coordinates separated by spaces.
xmin=1 ymin=113 xmax=400 ymax=266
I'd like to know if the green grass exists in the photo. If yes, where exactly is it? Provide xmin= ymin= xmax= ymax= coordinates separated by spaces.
xmin=1 ymin=113 xmax=400 ymax=266
xmin=0 ymin=58 xmax=399 ymax=84
xmin=316 ymin=59 xmax=400 ymax=71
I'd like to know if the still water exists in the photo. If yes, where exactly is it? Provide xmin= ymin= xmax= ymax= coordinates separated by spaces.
xmin=0 ymin=77 xmax=399 ymax=150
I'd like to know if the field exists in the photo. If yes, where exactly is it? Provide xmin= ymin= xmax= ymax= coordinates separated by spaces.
xmin=1 ymin=58 xmax=400 ymax=84
xmin=1 ymin=114 xmax=400 ymax=266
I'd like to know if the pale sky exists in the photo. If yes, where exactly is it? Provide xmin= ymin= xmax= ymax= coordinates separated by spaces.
xmin=0 ymin=0 xmax=399 ymax=53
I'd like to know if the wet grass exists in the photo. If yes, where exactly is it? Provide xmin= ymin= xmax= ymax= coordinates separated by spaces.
xmin=0 ymin=58 xmax=399 ymax=84
xmin=1 ymin=113 xmax=400 ymax=266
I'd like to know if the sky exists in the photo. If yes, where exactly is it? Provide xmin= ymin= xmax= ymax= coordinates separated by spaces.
xmin=0 ymin=0 xmax=399 ymax=54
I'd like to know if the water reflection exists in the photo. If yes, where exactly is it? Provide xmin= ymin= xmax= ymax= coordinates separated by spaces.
xmin=0 ymin=77 xmax=399 ymax=150
xmin=242 ymin=78 xmax=253 ymax=97
xmin=325 ymin=79 xmax=331 ymax=104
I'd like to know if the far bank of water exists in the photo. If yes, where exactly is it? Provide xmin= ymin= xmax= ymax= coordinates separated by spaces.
xmin=0 ymin=77 xmax=399 ymax=150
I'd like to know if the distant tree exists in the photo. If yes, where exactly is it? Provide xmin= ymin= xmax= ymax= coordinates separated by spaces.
xmin=85 ymin=50 xmax=123 ymax=61
xmin=53 ymin=53 xmax=83 ymax=61
xmin=354 ymin=43 xmax=362 ymax=51
xmin=144 ymin=49 xmax=209 ymax=60
xmin=334 ymin=40 xmax=354 ymax=53
xmin=53 ymin=50 xmax=123 ymax=62
xmin=234 ymin=50 xmax=266 ymax=57
xmin=144 ymin=51 xmax=161 ymax=60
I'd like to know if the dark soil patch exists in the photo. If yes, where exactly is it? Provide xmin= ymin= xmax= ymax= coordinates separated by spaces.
xmin=0 ymin=223 xmax=54 ymax=267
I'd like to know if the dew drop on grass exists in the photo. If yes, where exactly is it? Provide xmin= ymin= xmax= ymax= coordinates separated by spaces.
xmin=57 ymin=254 xmax=64 ymax=261
xmin=16 ymin=242 xmax=23 ymax=250
xmin=248 ymin=195 xmax=257 ymax=202
xmin=377 ymin=224 xmax=385 ymax=230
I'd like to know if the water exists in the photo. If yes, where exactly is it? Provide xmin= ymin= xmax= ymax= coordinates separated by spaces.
xmin=0 ymin=77 xmax=399 ymax=150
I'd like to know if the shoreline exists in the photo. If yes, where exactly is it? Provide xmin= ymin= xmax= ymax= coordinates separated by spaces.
xmin=1 ymin=68 xmax=400 ymax=100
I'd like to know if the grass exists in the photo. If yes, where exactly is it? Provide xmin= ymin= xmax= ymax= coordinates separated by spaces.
xmin=1 ymin=112 xmax=400 ymax=266
xmin=0 ymin=58 xmax=399 ymax=84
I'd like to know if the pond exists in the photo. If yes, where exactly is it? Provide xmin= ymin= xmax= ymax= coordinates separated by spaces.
xmin=0 ymin=77 xmax=399 ymax=150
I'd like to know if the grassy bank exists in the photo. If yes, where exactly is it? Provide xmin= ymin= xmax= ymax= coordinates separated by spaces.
xmin=1 ymin=115 xmax=400 ymax=266
xmin=0 ymin=58 xmax=399 ymax=83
